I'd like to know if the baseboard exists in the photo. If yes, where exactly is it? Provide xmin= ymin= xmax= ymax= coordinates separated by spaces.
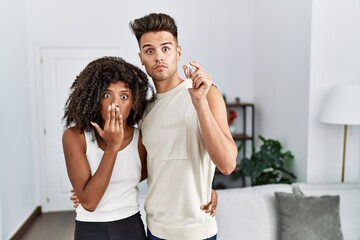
xmin=10 ymin=206 xmax=42 ymax=240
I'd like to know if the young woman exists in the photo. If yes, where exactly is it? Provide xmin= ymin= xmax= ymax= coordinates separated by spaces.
xmin=62 ymin=56 xmax=155 ymax=239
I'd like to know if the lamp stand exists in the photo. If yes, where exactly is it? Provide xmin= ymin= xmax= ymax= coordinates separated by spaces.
xmin=341 ymin=125 xmax=348 ymax=182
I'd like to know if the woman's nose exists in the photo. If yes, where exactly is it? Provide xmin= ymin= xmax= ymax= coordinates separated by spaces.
xmin=113 ymin=101 xmax=120 ymax=108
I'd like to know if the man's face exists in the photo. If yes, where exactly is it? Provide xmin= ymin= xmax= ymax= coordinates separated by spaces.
xmin=138 ymin=31 xmax=181 ymax=82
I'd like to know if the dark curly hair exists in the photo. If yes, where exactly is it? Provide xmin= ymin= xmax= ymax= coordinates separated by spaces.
xmin=63 ymin=56 xmax=155 ymax=133
xmin=129 ymin=13 xmax=178 ymax=45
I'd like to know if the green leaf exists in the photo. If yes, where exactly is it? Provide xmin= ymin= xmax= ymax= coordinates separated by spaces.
xmin=237 ymin=135 xmax=297 ymax=186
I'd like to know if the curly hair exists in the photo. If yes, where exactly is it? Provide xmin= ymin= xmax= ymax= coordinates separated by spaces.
xmin=63 ymin=56 xmax=155 ymax=133
xmin=129 ymin=13 xmax=178 ymax=45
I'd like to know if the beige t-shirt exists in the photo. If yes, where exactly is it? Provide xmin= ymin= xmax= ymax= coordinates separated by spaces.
xmin=141 ymin=82 xmax=217 ymax=239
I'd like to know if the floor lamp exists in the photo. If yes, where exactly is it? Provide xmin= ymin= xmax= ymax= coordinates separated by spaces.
xmin=320 ymin=84 xmax=360 ymax=182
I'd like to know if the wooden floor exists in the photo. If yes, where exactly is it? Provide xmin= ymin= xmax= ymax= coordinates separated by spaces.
xmin=20 ymin=211 xmax=76 ymax=240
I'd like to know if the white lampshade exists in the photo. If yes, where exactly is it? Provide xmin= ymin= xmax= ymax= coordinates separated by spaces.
xmin=320 ymin=84 xmax=360 ymax=125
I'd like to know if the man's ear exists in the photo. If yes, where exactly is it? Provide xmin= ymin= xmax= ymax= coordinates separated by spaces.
xmin=138 ymin=52 xmax=144 ymax=65
xmin=177 ymin=45 xmax=182 ymax=61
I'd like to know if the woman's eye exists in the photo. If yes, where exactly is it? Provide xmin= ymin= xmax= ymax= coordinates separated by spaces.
xmin=103 ymin=92 xmax=111 ymax=98
xmin=120 ymin=94 xmax=128 ymax=100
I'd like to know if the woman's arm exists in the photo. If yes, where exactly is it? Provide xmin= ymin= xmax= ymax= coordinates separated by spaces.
xmin=63 ymin=104 xmax=123 ymax=212
xmin=138 ymin=133 xmax=147 ymax=182
xmin=63 ymin=128 xmax=119 ymax=212
xmin=200 ymin=189 xmax=218 ymax=217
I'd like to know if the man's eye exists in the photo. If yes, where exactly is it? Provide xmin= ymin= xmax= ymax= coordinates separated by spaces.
xmin=163 ymin=47 xmax=170 ymax=52
xmin=145 ymin=49 xmax=153 ymax=54
xmin=103 ymin=93 xmax=110 ymax=98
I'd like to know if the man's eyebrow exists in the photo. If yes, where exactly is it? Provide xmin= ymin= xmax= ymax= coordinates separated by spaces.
xmin=142 ymin=44 xmax=152 ymax=50
xmin=161 ymin=42 xmax=173 ymax=46
xmin=142 ymin=42 xmax=173 ymax=50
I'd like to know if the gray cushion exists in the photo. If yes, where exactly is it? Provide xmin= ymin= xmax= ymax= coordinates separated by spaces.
xmin=275 ymin=191 xmax=343 ymax=240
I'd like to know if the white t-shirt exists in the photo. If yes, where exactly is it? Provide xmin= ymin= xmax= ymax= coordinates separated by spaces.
xmin=76 ymin=128 xmax=141 ymax=222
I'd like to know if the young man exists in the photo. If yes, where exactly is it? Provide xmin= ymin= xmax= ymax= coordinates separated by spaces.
xmin=130 ymin=13 xmax=237 ymax=239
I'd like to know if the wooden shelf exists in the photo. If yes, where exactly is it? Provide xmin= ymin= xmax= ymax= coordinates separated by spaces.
xmin=226 ymin=102 xmax=254 ymax=107
xmin=212 ymin=101 xmax=255 ymax=189
xmin=231 ymin=133 xmax=253 ymax=141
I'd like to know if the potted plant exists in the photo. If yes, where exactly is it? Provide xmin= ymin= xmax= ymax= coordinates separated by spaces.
xmin=232 ymin=135 xmax=297 ymax=186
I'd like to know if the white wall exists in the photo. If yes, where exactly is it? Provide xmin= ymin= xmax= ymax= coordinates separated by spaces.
xmin=307 ymin=0 xmax=360 ymax=182
xmin=253 ymin=0 xmax=360 ymax=183
xmin=26 ymin=0 xmax=254 ymax=102
xmin=253 ymin=0 xmax=312 ymax=182
xmin=0 ymin=194 xmax=2 ymax=240
xmin=0 ymin=0 xmax=37 ymax=239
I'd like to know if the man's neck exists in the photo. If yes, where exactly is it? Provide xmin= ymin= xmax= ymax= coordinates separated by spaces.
xmin=154 ymin=75 xmax=183 ymax=94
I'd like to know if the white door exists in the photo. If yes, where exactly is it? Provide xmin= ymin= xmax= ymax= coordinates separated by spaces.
xmin=40 ymin=46 xmax=120 ymax=212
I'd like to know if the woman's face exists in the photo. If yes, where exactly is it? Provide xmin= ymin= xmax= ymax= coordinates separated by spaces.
xmin=100 ymin=81 xmax=133 ymax=126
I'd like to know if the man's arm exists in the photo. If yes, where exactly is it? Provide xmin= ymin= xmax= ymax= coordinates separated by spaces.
xmin=185 ymin=61 xmax=237 ymax=175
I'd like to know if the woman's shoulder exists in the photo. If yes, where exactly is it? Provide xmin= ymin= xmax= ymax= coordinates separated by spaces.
xmin=62 ymin=127 xmax=86 ymax=142
xmin=63 ymin=126 xmax=83 ymax=136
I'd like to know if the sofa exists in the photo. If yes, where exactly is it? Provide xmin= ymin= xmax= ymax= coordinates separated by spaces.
xmin=215 ymin=182 xmax=360 ymax=240
xmin=138 ymin=182 xmax=360 ymax=240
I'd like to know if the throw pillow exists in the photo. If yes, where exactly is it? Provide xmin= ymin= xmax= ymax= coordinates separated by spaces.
xmin=275 ymin=191 xmax=343 ymax=240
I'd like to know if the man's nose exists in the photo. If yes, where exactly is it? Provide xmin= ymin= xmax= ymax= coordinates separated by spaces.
xmin=155 ymin=51 xmax=164 ymax=63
